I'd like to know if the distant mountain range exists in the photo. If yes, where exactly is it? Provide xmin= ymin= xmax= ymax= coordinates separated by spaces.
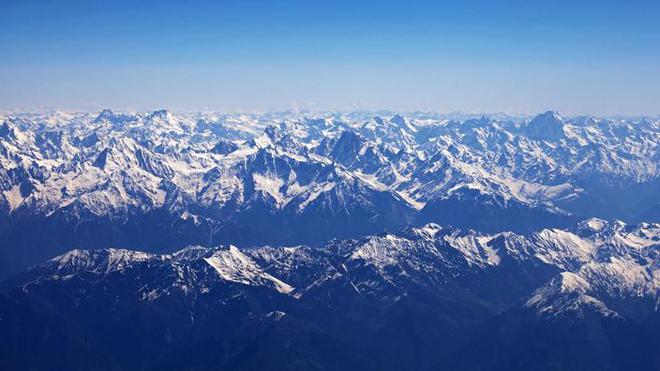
xmin=0 ymin=109 xmax=658 ymax=370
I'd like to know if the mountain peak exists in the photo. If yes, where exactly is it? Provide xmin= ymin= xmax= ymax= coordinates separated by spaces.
xmin=93 ymin=109 xmax=135 ymax=125
xmin=390 ymin=114 xmax=417 ymax=132
xmin=524 ymin=110 xmax=566 ymax=140
xmin=330 ymin=130 xmax=367 ymax=165
xmin=149 ymin=109 xmax=173 ymax=119
xmin=49 ymin=248 xmax=156 ymax=275
xmin=576 ymin=217 xmax=608 ymax=233
xmin=537 ymin=110 xmax=562 ymax=120
xmin=0 ymin=119 xmax=18 ymax=139
xmin=390 ymin=114 xmax=405 ymax=125
xmin=263 ymin=125 xmax=281 ymax=141
xmin=211 ymin=139 xmax=239 ymax=155
xmin=203 ymin=246 xmax=295 ymax=294
xmin=93 ymin=109 xmax=115 ymax=122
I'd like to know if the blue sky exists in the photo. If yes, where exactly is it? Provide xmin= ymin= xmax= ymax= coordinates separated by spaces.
xmin=1 ymin=0 xmax=659 ymax=115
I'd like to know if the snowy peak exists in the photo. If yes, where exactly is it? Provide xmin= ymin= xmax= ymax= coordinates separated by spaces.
xmin=390 ymin=114 xmax=417 ymax=133
xmin=0 ymin=120 xmax=18 ymax=140
xmin=148 ymin=109 xmax=173 ymax=120
xmin=576 ymin=217 xmax=608 ymax=233
xmin=49 ymin=248 xmax=158 ymax=275
xmin=93 ymin=109 xmax=134 ymax=125
xmin=524 ymin=110 xmax=566 ymax=140
xmin=204 ymin=246 xmax=295 ymax=294
xmin=143 ymin=109 xmax=185 ymax=133
xmin=42 ymin=245 xmax=296 ymax=295
xmin=211 ymin=139 xmax=239 ymax=154
xmin=93 ymin=109 xmax=116 ymax=123
xmin=409 ymin=223 xmax=444 ymax=240
xmin=330 ymin=130 xmax=366 ymax=162
xmin=525 ymin=271 xmax=619 ymax=318
xmin=532 ymin=228 xmax=595 ymax=270
xmin=525 ymin=219 xmax=658 ymax=317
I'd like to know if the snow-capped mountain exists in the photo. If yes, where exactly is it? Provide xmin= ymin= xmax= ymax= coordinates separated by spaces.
xmin=0 ymin=109 xmax=658 ymax=279
xmin=1 ymin=219 xmax=657 ymax=370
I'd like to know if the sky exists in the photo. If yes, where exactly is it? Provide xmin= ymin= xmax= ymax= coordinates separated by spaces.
xmin=1 ymin=0 xmax=659 ymax=115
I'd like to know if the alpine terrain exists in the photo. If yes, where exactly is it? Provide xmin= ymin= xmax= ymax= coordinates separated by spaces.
xmin=0 ymin=110 xmax=658 ymax=370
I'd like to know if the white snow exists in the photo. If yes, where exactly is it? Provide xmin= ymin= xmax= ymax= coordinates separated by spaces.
xmin=204 ymin=246 xmax=295 ymax=294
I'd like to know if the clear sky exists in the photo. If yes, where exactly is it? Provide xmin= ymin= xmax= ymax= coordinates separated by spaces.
xmin=1 ymin=0 xmax=659 ymax=115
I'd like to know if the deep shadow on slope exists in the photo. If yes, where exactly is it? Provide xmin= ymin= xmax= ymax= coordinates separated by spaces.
xmin=417 ymin=189 xmax=578 ymax=234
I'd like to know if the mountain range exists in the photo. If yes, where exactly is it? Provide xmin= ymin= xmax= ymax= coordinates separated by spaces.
xmin=1 ymin=219 xmax=657 ymax=370
xmin=0 ymin=109 xmax=658 ymax=370
xmin=1 ymin=109 xmax=658 ymax=278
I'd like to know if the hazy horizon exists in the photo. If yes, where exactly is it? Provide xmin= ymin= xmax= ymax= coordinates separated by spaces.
xmin=2 ymin=0 xmax=659 ymax=115
xmin=1 ymin=107 xmax=657 ymax=121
